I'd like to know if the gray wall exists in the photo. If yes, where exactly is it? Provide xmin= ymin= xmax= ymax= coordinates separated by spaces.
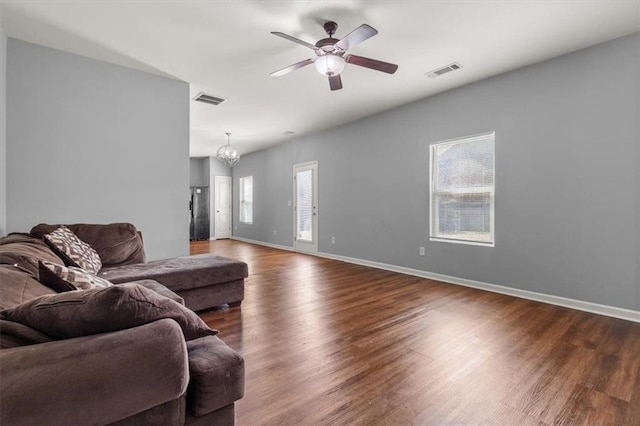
xmin=6 ymin=39 xmax=190 ymax=260
xmin=233 ymin=33 xmax=640 ymax=311
xmin=0 ymin=25 xmax=6 ymax=236
xmin=189 ymin=157 xmax=209 ymax=187
xmin=209 ymin=156 xmax=231 ymax=181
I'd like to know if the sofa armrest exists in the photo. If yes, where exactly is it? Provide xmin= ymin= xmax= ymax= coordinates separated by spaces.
xmin=1 ymin=319 xmax=189 ymax=426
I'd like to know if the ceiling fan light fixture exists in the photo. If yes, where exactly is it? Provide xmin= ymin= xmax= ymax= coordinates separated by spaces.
xmin=216 ymin=132 xmax=240 ymax=167
xmin=315 ymin=54 xmax=346 ymax=76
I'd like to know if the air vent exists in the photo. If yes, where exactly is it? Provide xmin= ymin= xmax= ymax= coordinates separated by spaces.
xmin=283 ymin=130 xmax=295 ymax=135
xmin=193 ymin=92 xmax=227 ymax=106
xmin=426 ymin=62 xmax=463 ymax=79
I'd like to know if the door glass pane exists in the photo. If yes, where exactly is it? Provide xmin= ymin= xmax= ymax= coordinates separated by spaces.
xmin=296 ymin=169 xmax=313 ymax=242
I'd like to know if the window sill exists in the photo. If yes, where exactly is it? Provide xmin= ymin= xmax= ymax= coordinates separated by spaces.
xmin=429 ymin=237 xmax=494 ymax=247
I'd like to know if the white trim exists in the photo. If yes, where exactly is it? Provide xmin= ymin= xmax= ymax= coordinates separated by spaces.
xmin=231 ymin=236 xmax=294 ymax=252
xmin=430 ymin=237 xmax=494 ymax=247
xmin=228 ymin=236 xmax=640 ymax=323
xmin=293 ymin=160 xmax=318 ymax=168
xmin=431 ymin=131 xmax=496 ymax=146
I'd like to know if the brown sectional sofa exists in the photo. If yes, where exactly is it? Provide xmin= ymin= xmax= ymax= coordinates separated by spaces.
xmin=0 ymin=223 xmax=248 ymax=425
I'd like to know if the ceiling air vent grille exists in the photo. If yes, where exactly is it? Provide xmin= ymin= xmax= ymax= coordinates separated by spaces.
xmin=193 ymin=92 xmax=227 ymax=106
xmin=426 ymin=62 xmax=463 ymax=79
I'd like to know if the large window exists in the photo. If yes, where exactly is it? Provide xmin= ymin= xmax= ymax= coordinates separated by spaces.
xmin=239 ymin=176 xmax=253 ymax=224
xmin=430 ymin=132 xmax=495 ymax=246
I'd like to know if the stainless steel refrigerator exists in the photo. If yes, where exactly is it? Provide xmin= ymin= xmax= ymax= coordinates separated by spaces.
xmin=189 ymin=186 xmax=210 ymax=241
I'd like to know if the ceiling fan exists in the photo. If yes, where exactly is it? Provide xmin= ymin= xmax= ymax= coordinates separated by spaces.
xmin=270 ymin=21 xmax=399 ymax=91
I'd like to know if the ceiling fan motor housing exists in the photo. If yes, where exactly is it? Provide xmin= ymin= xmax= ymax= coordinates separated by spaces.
xmin=315 ymin=38 xmax=343 ymax=54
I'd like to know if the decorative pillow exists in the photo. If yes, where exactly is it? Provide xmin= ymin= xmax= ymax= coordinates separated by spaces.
xmin=43 ymin=226 xmax=102 ymax=274
xmin=39 ymin=260 xmax=113 ymax=292
xmin=0 ymin=283 xmax=217 ymax=341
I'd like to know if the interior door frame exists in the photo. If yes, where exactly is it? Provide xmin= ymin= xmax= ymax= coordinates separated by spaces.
xmin=213 ymin=175 xmax=232 ymax=239
xmin=293 ymin=161 xmax=318 ymax=253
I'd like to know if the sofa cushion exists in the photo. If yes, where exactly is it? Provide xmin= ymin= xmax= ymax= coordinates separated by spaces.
xmin=31 ymin=223 xmax=145 ymax=267
xmin=99 ymin=254 xmax=248 ymax=292
xmin=0 ymin=319 xmax=53 ymax=348
xmin=186 ymin=336 xmax=245 ymax=417
xmin=0 ymin=283 xmax=218 ymax=341
xmin=0 ymin=233 xmax=65 ymax=277
xmin=43 ymin=226 xmax=102 ymax=274
xmin=0 ymin=265 xmax=56 ymax=310
xmin=39 ymin=260 xmax=113 ymax=292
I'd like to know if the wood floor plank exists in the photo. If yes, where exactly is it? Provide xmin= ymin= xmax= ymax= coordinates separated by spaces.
xmin=192 ymin=240 xmax=640 ymax=425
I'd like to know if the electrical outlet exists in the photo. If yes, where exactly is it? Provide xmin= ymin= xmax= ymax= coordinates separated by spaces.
xmin=287 ymin=200 xmax=292 ymax=206
xmin=273 ymin=229 xmax=277 ymax=236
xmin=419 ymin=247 xmax=425 ymax=256
xmin=331 ymin=236 xmax=335 ymax=244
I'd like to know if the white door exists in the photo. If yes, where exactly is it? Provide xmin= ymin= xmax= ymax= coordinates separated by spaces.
xmin=293 ymin=161 xmax=318 ymax=253
xmin=214 ymin=176 xmax=232 ymax=239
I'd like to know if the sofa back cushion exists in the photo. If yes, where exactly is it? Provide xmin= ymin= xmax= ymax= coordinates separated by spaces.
xmin=31 ymin=223 xmax=145 ymax=267
xmin=0 ymin=233 xmax=65 ymax=277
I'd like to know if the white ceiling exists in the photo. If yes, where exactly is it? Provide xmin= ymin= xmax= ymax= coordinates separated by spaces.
xmin=1 ymin=1 xmax=638 ymax=157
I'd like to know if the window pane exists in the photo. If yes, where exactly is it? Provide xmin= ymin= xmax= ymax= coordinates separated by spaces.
xmin=296 ymin=169 xmax=313 ymax=242
xmin=436 ymin=193 xmax=492 ymax=243
xmin=435 ymin=137 xmax=493 ymax=191
xmin=239 ymin=176 xmax=253 ymax=223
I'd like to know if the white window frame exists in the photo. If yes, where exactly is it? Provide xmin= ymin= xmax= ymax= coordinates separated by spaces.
xmin=239 ymin=176 xmax=253 ymax=224
xmin=429 ymin=132 xmax=495 ymax=247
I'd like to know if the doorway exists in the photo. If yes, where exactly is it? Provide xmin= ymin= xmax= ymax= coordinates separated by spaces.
xmin=214 ymin=176 xmax=232 ymax=239
xmin=293 ymin=161 xmax=318 ymax=253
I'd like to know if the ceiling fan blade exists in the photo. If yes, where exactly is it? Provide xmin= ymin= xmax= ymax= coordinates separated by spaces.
xmin=329 ymin=74 xmax=343 ymax=91
xmin=335 ymin=24 xmax=378 ymax=51
xmin=271 ymin=32 xmax=318 ymax=50
xmin=270 ymin=58 xmax=315 ymax=77
xmin=345 ymin=54 xmax=398 ymax=74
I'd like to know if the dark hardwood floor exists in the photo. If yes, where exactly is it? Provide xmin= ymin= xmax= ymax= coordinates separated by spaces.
xmin=192 ymin=239 xmax=640 ymax=425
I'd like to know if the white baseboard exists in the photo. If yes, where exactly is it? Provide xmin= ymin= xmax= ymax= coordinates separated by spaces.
xmin=229 ymin=236 xmax=640 ymax=323
xmin=231 ymin=236 xmax=294 ymax=252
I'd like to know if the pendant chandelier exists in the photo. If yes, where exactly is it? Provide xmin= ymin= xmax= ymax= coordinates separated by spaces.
xmin=216 ymin=132 xmax=240 ymax=167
